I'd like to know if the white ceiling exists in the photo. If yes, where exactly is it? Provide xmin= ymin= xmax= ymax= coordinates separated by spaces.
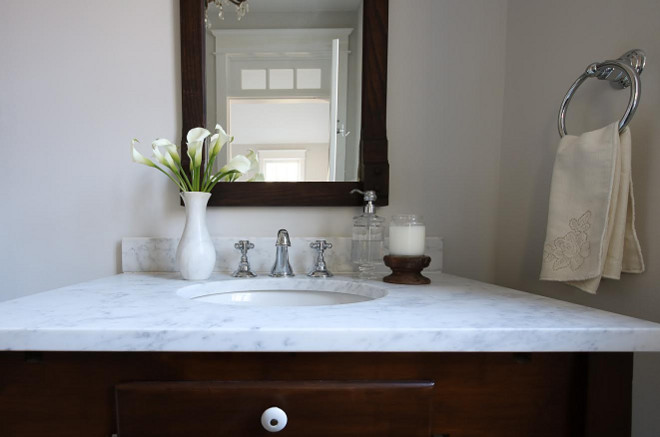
xmin=245 ymin=0 xmax=361 ymax=13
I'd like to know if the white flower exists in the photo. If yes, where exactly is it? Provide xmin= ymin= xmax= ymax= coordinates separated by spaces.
xmin=152 ymin=138 xmax=176 ymax=149
xmin=164 ymin=152 xmax=178 ymax=172
xmin=245 ymin=149 xmax=259 ymax=172
xmin=186 ymin=127 xmax=211 ymax=144
xmin=131 ymin=139 xmax=156 ymax=167
xmin=208 ymin=133 xmax=220 ymax=159
xmin=194 ymin=147 xmax=203 ymax=168
xmin=216 ymin=123 xmax=232 ymax=144
xmin=221 ymin=154 xmax=251 ymax=174
xmin=209 ymin=124 xmax=233 ymax=158
xmin=152 ymin=139 xmax=181 ymax=173
xmin=131 ymin=124 xmax=257 ymax=192
xmin=152 ymin=138 xmax=181 ymax=164
xmin=186 ymin=127 xmax=210 ymax=164
xmin=151 ymin=146 xmax=167 ymax=165
xmin=166 ymin=144 xmax=181 ymax=165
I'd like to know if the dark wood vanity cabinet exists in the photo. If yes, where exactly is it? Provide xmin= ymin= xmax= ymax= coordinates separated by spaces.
xmin=116 ymin=380 xmax=434 ymax=436
xmin=0 ymin=352 xmax=632 ymax=437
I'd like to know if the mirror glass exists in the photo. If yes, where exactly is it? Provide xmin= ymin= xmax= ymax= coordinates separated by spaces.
xmin=205 ymin=0 xmax=363 ymax=182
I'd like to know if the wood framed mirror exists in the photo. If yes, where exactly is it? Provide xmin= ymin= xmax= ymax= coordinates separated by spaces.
xmin=180 ymin=0 xmax=388 ymax=206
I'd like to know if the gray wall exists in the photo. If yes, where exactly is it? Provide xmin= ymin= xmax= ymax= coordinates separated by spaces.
xmin=0 ymin=0 xmax=508 ymax=296
xmin=388 ymin=0 xmax=507 ymax=282
xmin=0 ymin=0 xmax=182 ymax=300
xmin=496 ymin=1 xmax=660 ymax=435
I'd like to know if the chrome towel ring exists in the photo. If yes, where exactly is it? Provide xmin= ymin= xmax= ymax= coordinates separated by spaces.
xmin=558 ymin=49 xmax=646 ymax=137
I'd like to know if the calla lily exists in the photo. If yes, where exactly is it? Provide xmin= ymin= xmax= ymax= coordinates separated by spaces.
xmin=186 ymin=127 xmax=211 ymax=144
xmin=243 ymin=149 xmax=264 ymax=181
xmin=151 ymin=139 xmax=181 ymax=174
xmin=153 ymin=138 xmax=180 ymax=162
xmin=152 ymin=146 xmax=167 ymax=166
xmin=152 ymin=139 xmax=182 ymax=166
xmin=164 ymin=152 xmax=178 ymax=172
xmin=245 ymin=149 xmax=259 ymax=172
xmin=209 ymin=124 xmax=233 ymax=158
xmin=167 ymin=144 xmax=181 ymax=165
xmin=131 ymin=139 xmax=156 ymax=167
xmin=132 ymin=139 xmax=186 ymax=191
xmin=194 ymin=146 xmax=203 ymax=168
xmin=186 ymin=128 xmax=210 ymax=166
xmin=187 ymin=140 xmax=202 ymax=163
xmin=132 ymin=124 xmax=257 ymax=193
xmin=221 ymin=154 xmax=251 ymax=174
xmin=152 ymin=138 xmax=176 ymax=149
xmin=215 ymin=124 xmax=232 ymax=145
xmin=208 ymin=133 xmax=221 ymax=158
xmin=154 ymin=147 xmax=181 ymax=174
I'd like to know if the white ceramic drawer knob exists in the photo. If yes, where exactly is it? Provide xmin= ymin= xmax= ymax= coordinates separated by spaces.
xmin=261 ymin=406 xmax=288 ymax=432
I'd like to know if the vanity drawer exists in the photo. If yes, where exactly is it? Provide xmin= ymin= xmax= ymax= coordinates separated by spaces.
xmin=115 ymin=380 xmax=433 ymax=436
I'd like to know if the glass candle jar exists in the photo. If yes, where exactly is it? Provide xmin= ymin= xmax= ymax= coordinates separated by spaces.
xmin=389 ymin=214 xmax=426 ymax=256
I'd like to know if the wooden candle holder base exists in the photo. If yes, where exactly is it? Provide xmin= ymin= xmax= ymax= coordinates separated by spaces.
xmin=383 ymin=255 xmax=431 ymax=285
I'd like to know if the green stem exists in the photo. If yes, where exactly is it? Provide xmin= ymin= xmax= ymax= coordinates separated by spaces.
xmin=205 ymin=169 xmax=241 ymax=192
xmin=169 ymin=166 xmax=191 ymax=192
xmin=153 ymin=164 xmax=186 ymax=192
xmin=176 ymin=161 xmax=193 ymax=191
xmin=191 ymin=164 xmax=199 ymax=191
xmin=201 ymin=154 xmax=217 ymax=192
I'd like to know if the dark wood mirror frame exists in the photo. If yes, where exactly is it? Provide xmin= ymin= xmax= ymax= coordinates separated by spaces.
xmin=180 ymin=0 xmax=389 ymax=206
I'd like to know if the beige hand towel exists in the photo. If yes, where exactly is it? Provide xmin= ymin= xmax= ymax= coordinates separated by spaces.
xmin=540 ymin=122 xmax=644 ymax=293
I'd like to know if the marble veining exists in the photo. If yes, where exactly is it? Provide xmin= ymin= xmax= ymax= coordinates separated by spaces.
xmin=0 ymin=272 xmax=659 ymax=352
xmin=121 ymin=237 xmax=444 ymax=274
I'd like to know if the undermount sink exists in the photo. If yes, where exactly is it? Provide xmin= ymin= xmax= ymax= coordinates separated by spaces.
xmin=177 ymin=278 xmax=387 ymax=307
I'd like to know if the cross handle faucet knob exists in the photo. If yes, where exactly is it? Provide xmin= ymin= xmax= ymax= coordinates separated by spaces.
xmin=234 ymin=240 xmax=255 ymax=255
xmin=310 ymin=240 xmax=332 ymax=252
xmin=232 ymin=240 xmax=256 ymax=278
xmin=308 ymin=240 xmax=333 ymax=277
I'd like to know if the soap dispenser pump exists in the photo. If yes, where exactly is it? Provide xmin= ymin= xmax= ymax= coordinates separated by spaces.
xmin=350 ymin=189 xmax=385 ymax=279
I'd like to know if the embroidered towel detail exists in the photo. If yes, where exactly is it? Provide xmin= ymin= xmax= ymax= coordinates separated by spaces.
xmin=540 ymin=123 xmax=644 ymax=293
xmin=543 ymin=210 xmax=591 ymax=272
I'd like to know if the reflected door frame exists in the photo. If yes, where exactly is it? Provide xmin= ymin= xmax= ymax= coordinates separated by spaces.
xmin=210 ymin=29 xmax=352 ymax=180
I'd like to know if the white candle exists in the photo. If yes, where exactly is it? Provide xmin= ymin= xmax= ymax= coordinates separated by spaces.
xmin=389 ymin=224 xmax=426 ymax=256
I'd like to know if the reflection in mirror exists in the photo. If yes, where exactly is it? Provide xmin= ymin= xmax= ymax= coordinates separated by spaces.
xmin=205 ymin=0 xmax=363 ymax=182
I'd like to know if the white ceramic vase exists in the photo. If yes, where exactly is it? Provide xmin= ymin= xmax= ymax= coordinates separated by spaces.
xmin=176 ymin=192 xmax=216 ymax=280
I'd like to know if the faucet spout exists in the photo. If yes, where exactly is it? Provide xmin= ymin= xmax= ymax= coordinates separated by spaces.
xmin=275 ymin=229 xmax=291 ymax=247
xmin=270 ymin=229 xmax=294 ymax=277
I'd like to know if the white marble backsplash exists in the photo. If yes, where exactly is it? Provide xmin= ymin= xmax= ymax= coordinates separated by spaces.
xmin=122 ymin=237 xmax=443 ymax=274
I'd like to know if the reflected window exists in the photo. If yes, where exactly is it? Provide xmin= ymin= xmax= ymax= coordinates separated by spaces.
xmin=296 ymin=68 xmax=322 ymax=89
xmin=241 ymin=69 xmax=267 ymax=90
xmin=269 ymin=69 xmax=294 ymax=89
xmin=259 ymin=150 xmax=306 ymax=182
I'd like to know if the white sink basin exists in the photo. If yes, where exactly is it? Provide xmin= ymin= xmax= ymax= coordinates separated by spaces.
xmin=177 ymin=278 xmax=387 ymax=307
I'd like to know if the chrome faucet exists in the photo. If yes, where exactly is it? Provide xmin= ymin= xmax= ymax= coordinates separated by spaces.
xmin=270 ymin=229 xmax=294 ymax=277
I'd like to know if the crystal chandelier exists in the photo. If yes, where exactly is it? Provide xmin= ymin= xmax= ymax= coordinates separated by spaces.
xmin=206 ymin=0 xmax=250 ymax=27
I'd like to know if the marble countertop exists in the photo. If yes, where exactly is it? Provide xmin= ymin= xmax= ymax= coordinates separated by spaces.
xmin=1 ymin=272 xmax=659 ymax=352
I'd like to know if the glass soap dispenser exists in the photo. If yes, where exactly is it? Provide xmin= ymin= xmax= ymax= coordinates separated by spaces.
xmin=350 ymin=189 xmax=385 ymax=279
